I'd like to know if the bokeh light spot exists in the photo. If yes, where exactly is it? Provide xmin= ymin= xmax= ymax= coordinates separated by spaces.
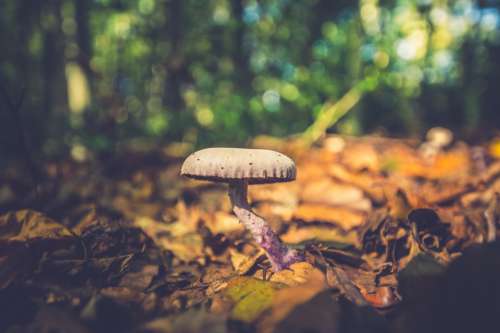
xmin=262 ymin=89 xmax=280 ymax=112
xmin=195 ymin=106 xmax=215 ymax=127
xmin=138 ymin=0 xmax=155 ymax=15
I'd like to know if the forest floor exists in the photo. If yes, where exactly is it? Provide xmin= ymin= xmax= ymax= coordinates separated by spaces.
xmin=1 ymin=132 xmax=500 ymax=333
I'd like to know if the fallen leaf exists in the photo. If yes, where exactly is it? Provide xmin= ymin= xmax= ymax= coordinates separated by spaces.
xmin=258 ymin=264 xmax=327 ymax=333
xmin=270 ymin=262 xmax=324 ymax=287
xmin=205 ymin=211 xmax=243 ymax=234
xmin=301 ymin=179 xmax=371 ymax=211
xmin=224 ymin=276 xmax=285 ymax=323
xmin=0 ymin=210 xmax=77 ymax=289
xmin=359 ymin=286 xmax=401 ymax=309
xmin=136 ymin=216 xmax=204 ymax=262
xmin=328 ymin=164 xmax=385 ymax=203
xmin=293 ymin=204 xmax=365 ymax=230
xmin=0 ymin=210 xmax=73 ymax=242
xmin=488 ymin=138 xmax=500 ymax=159
xmin=249 ymin=182 xmax=299 ymax=206
xmin=281 ymin=225 xmax=359 ymax=245
xmin=230 ymin=248 xmax=266 ymax=274
xmin=119 ymin=264 xmax=159 ymax=290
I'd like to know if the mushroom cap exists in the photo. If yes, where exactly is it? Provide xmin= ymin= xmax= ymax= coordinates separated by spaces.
xmin=426 ymin=127 xmax=453 ymax=147
xmin=181 ymin=148 xmax=296 ymax=184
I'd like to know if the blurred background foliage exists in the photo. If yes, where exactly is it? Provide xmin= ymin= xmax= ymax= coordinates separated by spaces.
xmin=1 ymin=0 xmax=499 ymax=163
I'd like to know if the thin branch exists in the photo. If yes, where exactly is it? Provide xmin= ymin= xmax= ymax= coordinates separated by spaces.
xmin=300 ymin=80 xmax=365 ymax=146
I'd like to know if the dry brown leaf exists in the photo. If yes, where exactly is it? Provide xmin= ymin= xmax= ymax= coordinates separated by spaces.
xmin=293 ymin=203 xmax=365 ymax=230
xmin=340 ymin=141 xmax=380 ymax=172
xmin=0 ymin=210 xmax=77 ymax=289
xmin=296 ymin=163 xmax=330 ymax=182
xmin=119 ymin=264 xmax=159 ymax=290
xmin=269 ymin=262 xmax=322 ymax=287
xmin=112 ymin=196 xmax=162 ymax=220
xmin=281 ymin=225 xmax=359 ymax=245
xmin=0 ymin=210 xmax=74 ymax=242
xmin=328 ymin=164 xmax=386 ymax=203
xmin=249 ymin=182 xmax=299 ymax=206
xmin=204 ymin=211 xmax=243 ymax=234
xmin=255 ymin=202 xmax=295 ymax=222
xmin=101 ymin=286 xmax=157 ymax=312
xmin=230 ymin=248 xmax=266 ymax=274
xmin=136 ymin=216 xmax=204 ymax=262
xmin=301 ymin=179 xmax=371 ymax=211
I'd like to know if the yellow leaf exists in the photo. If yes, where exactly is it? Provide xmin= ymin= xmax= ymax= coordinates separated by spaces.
xmin=224 ymin=277 xmax=285 ymax=323
xmin=489 ymin=138 xmax=500 ymax=159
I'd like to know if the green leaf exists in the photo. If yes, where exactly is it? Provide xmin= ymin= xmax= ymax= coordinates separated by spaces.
xmin=224 ymin=277 xmax=285 ymax=323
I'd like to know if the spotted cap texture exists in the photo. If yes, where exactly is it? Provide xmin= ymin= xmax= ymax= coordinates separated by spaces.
xmin=181 ymin=148 xmax=296 ymax=184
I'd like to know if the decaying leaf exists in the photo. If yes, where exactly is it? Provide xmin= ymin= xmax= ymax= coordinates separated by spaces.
xmin=0 ymin=210 xmax=77 ymax=289
xmin=0 ymin=210 xmax=74 ymax=243
xmin=2 ymin=134 xmax=500 ymax=333
xmin=301 ymin=179 xmax=371 ymax=211
xmin=293 ymin=204 xmax=365 ymax=230
xmin=269 ymin=262 xmax=324 ymax=287
xmin=230 ymin=248 xmax=266 ymax=274
xmin=204 ymin=211 xmax=243 ymax=234
xmin=223 ymin=276 xmax=286 ymax=323
xmin=136 ymin=216 xmax=204 ymax=262
xmin=258 ymin=262 xmax=327 ymax=332
xmin=281 ymin=225 xmax=359 ymax=245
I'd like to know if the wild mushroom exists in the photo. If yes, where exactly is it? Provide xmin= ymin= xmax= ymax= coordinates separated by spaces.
xmin=420 ymin=126 xmax=454 ymax=160
xmin=181 ymin=147 xmax=303 ymax=271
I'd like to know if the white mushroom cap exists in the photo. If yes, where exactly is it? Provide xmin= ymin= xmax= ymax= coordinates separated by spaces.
xmin=426 ymin=127 xmax=453 ymax=148
xmin=181 ymin=148 xmax=296 ymax=184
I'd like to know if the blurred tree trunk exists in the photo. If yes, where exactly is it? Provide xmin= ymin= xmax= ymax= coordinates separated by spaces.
xmin=7 ymin=0 xmax=44 ymax=155
xmin=460 ymin=37 xmax=483 ymax=134
xmin=41 ymin=0 xmax=67 ymax=116
xmin=231 ymin=0 xmax=250 ymax=87
xmin=14 ymin=0 xmax=38 ymax=84
xmin=164 ymin=0 xmax=184 ymax=111
xmin=230 ymin=0 xmax=254 ymax=135
xmin=74 ymin=0 xmax=93 ymax=95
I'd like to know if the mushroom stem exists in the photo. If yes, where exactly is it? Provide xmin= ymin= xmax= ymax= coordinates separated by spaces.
xmin=228 ymin=180 xmax=303 ymax=271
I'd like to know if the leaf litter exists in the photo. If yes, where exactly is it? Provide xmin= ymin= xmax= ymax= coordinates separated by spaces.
xmin=1 ymin=132 xmax=500 ymax=332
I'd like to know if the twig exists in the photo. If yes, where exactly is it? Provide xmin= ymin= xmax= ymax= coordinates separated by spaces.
xmin=484 ymin=192 xmax=499 ymax=243
xmin=300 ymin=80 xmax=365 ymax=146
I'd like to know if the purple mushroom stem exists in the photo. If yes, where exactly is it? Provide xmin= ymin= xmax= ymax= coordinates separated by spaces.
xmin=228 ymin=179 xmax=304 ymax=271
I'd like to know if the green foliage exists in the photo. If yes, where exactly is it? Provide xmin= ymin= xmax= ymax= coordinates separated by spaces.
xmin=1 ymin=0 xmax=499 ymax=160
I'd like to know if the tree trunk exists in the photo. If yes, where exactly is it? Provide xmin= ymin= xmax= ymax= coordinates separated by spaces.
xmin=74 ymin=0 xmax=93 ymax=92
xmin=230 ymin=0 xmax=250 ymax=86
xmin=164 ymin=0 xmax=184 ymax=111
xmin=41 ymin=0 xmax=67 ymax=116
